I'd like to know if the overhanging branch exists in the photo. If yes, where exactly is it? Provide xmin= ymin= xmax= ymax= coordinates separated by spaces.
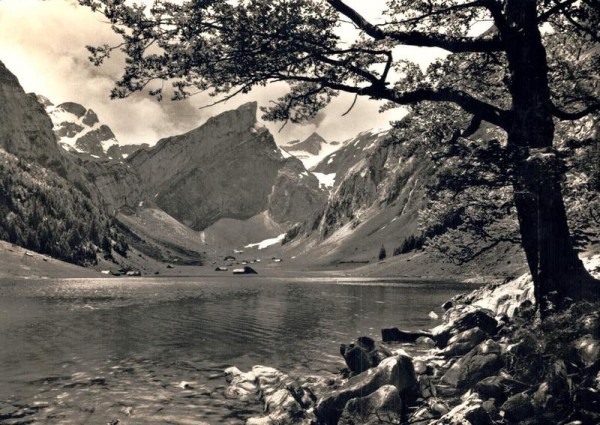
xmin=552 ymin=103 xmax=600 ymax=120
xmin=326 ymin=0 xmax=503 ymax=53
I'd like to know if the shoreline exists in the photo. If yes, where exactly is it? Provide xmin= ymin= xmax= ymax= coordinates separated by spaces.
xmin=0 ymin=239 xmax=511 ymax=284
xmin=222 ymin=255 xmax=600 ymax=424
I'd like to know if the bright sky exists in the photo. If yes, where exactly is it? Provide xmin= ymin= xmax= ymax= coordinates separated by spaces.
xmin=0 ymin=0 xmax=441 ymax=146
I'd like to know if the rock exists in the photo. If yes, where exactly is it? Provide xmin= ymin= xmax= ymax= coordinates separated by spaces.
xmin=571 ymin=334 xmax=600 ymax=368
xmin=427 ymin=397 xmax=449 ymax=417
xmin=231 ymin=365 xmax=315 ymax=425
xmin=340 ymin=336 xmax=392 ymax=374
xmin=315 ymin=355 xmax=416 ymax=425
xmin=418 ymin=375 xmax=437 ymax=399
xmin=474 ymin=374 xmax=527 ymax=401
xmin=442 ymin=300 xmax=454 ymax=311
xmin=452 ymin=309 xmax=498 ymax=332
xmin=442 ymin=327 xmax=487 ymax=357
xmin=481 ymin=399 xmax=498 ymax=417
xmin=433 ymin=308 xmax=498 ymax=348
xmin=474 ymin=376 xmax=507 ymax=400
xmin=441 ymin=340 xmax=503 ymax=389
xmin=416 ymin=336 xmax=436 ymax=347
xmin=224 ymin=366 xmax=257 ymax=400
xmin=574 ymin=387 xmax=600 ymax=413
xmin=429 ymin=393 xmax=490 ymax=425
xmin=341 ymin=344 xmax=373 ymax=374
xmin=338 ymin=385 xmax=402 ymax=425
xmin=413 ymin=359 xmax=428 ymax=375
xmin=381 ymin=328 xmax=433 ymax=343
xmin=233 ymin=266 xmax=258 ymax=274
xmin=500 ymin=392 xmax=534 ymax=422
xmin=464 ymin=405 xmax=493 ymax=425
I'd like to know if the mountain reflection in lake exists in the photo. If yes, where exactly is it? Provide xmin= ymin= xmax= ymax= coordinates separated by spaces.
xmin=0 ymin=277 xmax=471 ymax=424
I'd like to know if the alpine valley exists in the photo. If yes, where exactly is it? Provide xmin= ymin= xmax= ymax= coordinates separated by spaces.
xmin=0 ymin=58 xmax=597 ymax=281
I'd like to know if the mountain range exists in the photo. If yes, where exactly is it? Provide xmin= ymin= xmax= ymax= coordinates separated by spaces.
xmin=0 ymin=58 xmax=597 ymax=279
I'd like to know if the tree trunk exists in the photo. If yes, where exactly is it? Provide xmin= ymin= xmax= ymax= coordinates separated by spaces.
xmin=503 ymin=0 xmax=598 ymax=311
xmin=511 ymin=149 xmax=597 ymax=311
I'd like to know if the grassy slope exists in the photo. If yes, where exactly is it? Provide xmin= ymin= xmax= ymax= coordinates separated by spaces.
xmin=0 ymin=240 xmax=102 ymax=279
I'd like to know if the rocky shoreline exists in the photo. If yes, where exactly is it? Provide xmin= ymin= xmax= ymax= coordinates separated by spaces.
xmin=224 ymin=256 xmax=600 ymax=424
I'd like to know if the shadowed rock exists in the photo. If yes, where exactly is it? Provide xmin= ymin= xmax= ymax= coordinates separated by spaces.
xmin=381 ymin=328 xmax=433 ymax=343
xmin=316 ymin=354 xmax=416 ymax=425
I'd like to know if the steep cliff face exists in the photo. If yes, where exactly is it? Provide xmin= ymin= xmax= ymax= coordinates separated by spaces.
xmin=0 ymin=62 xmax=63 ymax=167
xmin=73 ymin=157 xmax=145 ymax=212
xmin=268 ymin=156 xmax=328 ymax=224
xmin=0 ymin=61 xmax=127 ymax=265
xmin=281 ymin=123 xmax=434 ymax=265
xmin=318 ymin=135 xmax=430 ymax=238
xmin=129 ymin=102 xmax=326 ymax=231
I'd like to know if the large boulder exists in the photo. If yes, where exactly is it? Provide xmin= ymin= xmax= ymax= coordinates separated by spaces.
xmin=474 ymin=374 xmax=528 ymax=402
xmin=433 ymin=308 xmax=498 ymax=348
xmin=430 ymin=393 xmax=492 ymax=425
xmin=500 ymin=392 xmax=534 ymax=423
xmin=224 ymin=366 xmax=258 ymax=401
xmin=338 ymin=385 xmax=402 ymax=425
xmin=226 ymin=365 xmax=315 ymax=425
xmin=441 ymin=340 xmax=503 ymax=389
xmin=441 ymin=327 xmax=487 ymax=358
xmin=315 ymin=354 xmax=416 ymax=425
xmin=340 ymin=336 xmax=392 ymax=374
xmin=571 ymin=334 xmax=600 ymax=368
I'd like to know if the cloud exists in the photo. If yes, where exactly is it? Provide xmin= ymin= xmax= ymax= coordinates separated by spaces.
xmin=0 ymin=0 xmax=409 ymax=146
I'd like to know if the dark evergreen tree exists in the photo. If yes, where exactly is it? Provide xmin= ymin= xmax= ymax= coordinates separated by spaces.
xmin=378 ymin=245 xmax=386 ymax=261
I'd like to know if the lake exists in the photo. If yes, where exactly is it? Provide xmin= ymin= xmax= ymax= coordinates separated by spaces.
xmin=0 ymin=276 xmax=471 ymax=424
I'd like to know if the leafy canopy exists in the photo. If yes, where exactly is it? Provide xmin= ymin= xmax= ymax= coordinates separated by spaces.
xmin=79 ymin=0 xmax=599 ymax=129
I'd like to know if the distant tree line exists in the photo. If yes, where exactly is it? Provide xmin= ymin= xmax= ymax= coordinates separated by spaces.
xmin=0 ymin=152 xmax=126 ymax=265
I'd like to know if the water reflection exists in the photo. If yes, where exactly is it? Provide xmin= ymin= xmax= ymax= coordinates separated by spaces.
xmin=0 ymin=277 xmax=469 ymax=424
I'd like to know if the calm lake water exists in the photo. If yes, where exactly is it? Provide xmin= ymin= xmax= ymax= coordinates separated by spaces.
xmin=0 ymin=276 xmax=471 ymax=424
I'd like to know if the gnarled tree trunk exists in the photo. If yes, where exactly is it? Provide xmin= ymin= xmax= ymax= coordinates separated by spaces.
xmin=504 ymin=0 xmax=598 ymax=311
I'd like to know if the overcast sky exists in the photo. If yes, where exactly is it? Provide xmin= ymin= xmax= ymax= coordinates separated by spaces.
xmin=0 ymin=0 xmax=442 ymax=146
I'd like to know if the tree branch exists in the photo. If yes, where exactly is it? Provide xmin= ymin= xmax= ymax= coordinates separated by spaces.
xmin=271 ymin=71 xmax=510 ymax=128
xmin=552 ymin=103 xmax=600 ymax=120
xmin=537 ymin=0 xmax=579 ymax=23
xmin=326 ymin=0 xmax=503 ymax=53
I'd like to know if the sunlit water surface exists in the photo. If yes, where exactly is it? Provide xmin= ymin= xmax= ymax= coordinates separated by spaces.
xmin=0 ymin=276 xmax=471 ymax=424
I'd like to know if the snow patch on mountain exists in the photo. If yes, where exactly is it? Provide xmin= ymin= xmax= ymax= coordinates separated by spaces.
xmin=245 ymin=233 xmax=286 ymax=249
xmin=312 ymin=172 xmax=336 ymax=189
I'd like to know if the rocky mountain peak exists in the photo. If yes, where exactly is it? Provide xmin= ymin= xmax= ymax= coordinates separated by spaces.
xmin=0 ymin=60 xmax=63 ymax=166
xmin=57 ymin=102 xmax=87 ymax=118
xmin=0 ymin=61 xmax=21 ymax=87
xmin=34 ymin=94 xmax=54 ymax=109
xmin=43 ymin=100 xmax=121 ymax=160
xmin=287 ymin=132 xmax=327 ymax=156
xmin=203 ymin=101 xmax=259 ymax=135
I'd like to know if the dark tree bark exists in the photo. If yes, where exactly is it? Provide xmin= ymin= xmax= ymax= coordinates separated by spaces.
xmin=503 ymin=0 xmax=598 ymax=311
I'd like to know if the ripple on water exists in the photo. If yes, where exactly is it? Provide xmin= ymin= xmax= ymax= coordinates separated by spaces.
xmin=0 ymin=276 xmax=471 ymax=424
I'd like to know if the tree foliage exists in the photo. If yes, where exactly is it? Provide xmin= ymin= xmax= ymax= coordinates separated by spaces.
xmin=78 ymin=0 xmax=599 ymax=124
xmin=0 ymin=150 xmax=126 ymax=265
xmin=378 ymin=244 xmax=386 ymax=261
xmin=80 ymin=0 xmax=600 ymax=306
